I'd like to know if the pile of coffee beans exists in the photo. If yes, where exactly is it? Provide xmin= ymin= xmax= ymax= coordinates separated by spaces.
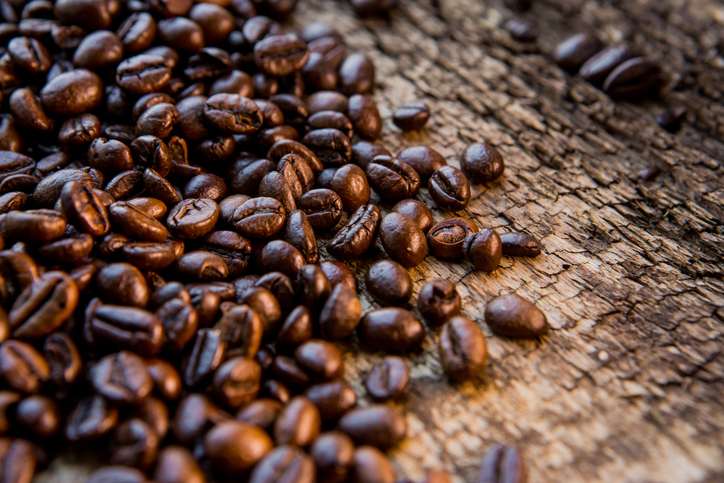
xmin=0 ymin=0 xmax=550 ymax=481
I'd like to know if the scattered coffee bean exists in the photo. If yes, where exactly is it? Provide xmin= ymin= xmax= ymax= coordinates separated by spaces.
xmin=311 ymin=431 xmax=355 ymax=483
xmin=392 ymin=199 xmax=433 ymax=233
xmin=204 ymin=421 xmax=273 ymax=474
xmin=393 ymin=101 xmax=430 ymax=131
xmin=358 ymin=308 xmax=425 ymax=352
xmin=366 ymin=155 xmax=421 ymax=200
xmin=465 ymin=229 xmax=503 ymax=272
xmin=579 ymin=43 xmax=635 ymax=85
xmin=365 ymin=356 xmax=409 ymax=401
xmin=484 ymin=294 xmax=548 ymax=338
xmin=461 ymin=143 xmax=505 ymax=184
xmin=364 ymin=260 xmax=412 ymax=307
xmin=602 ymin=56 xmax=662 ymax=98
xmin=427 ymin=217 xmax=479 ymax=260
xmin=439 ymin=316 xmax=487 ymax=381
xmin=428 ymin=165 xmax=471 ymax=212
xmin=379 ymin=213 xmax=427 ymax=268
xmin=327 ymin=204 xmax=380 ymax=260
xmin=477 ymin=444 xmax=527 ymax=483
xmin=338 ymin=404 xmax=406 ymax=449
xmin=499 ymin=232 xmax=541 ymax=257
xmin=505 ymin=19 xmax=538 ymax=42
xmin=417 ymin=279 xmax=462 ymax=326
xmin=554 ymin=33 xmax=601 ymax=72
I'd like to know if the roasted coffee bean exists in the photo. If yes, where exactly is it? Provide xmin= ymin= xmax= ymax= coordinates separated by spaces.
xmin=656 ymin=110 xmax=684 ymax=133
xmin=147 ymin=359 xmax=182 ymax=401
xmin=392 ymin=101 xmax=429 ymax=131
xmin=476 ymin=444 xmax=526 ymax=483
xmin=267 ymin=139 xmax=323 ymax=173
xmin=258 ymin=125 xmax=299 ymax=148
xmin=302 ymin=128 xmax=352 ymax=166
xmin=294 ymin=339 xmax=343 ymax=381
xmin=85 ymin=466 xmax=148 ymax=483
xmin=338 ymin=52 xmax=374 ymax=95
xmin=254 ymin=34 xmax=309 ymax=77
xmin=213 ymin=304 xmax=262 ymax=357
xmin=0 ymin=152 xmax=35 ymax=183
xmin=64 ymin=394 xmax=119 ymax=441
xmin=90 ymin=351 xmax=152 ymax=405
xmin=439 ymin=316 xmax=487 ymax=381
xmin=379 ymin=213 xmax=427 ymax=268
xmin=210 ymin=71 xmax=253 ymax=98
xmin=4 ymin=209 xmax=66 ymax=244
xmin=157 ymin=18 xmax=205 ymax=54
xmin=249 ymin=445 xmax=315 ymax=483
xmin=60 ymin=181 xmax=110 ymax=236
xmin=167 ymin=199 xmax=219 ymax=240
xmin=329 ymin=164 xmax=370 ymax=213
xmin=554 ymin=33 xmax=600 ymax=72
xmin=579 ymin=43 xmax=635 ymax=85
xmin=499 ymin=232 xmax=541 ymax=257
xmin=365 ymin=260 xmax=412 ymax=307
xmin=34 ymin=229 xmax=94 ymax=265
xmin=73 ymin=30 xmax=123 ymax=70
xmin=392 ymin=199 xmax=432 ymax=233
xmin=136 ymin=103 xmax=179 ymax=139
xmin=277 ymin=306 xmax=313 ymax=352
xmin=311 ymin=432 xmax=354 ymax=483
xmin=260 ymin=240 xmax=305 ymax=278
xmin=0 ymin=438 xmax=36 ymax=483
xmin=259 ymin=171 xmax=296 ymax=213
xmin=366 ymin=156 xmax=421 ymax=200
xmin=175 ymin=251 xmax=229 ymax=281
xmin=602 ymin=56 xmax=662 ymax=98
xmin=327 ymin=204 xmax=380 ymax=260
xmin=319 ymin=284 xmax=361 ymax=340
xmin=131 ymin=136 xmax=173 ymax=178
xmin=273 ymin=396 xmax=321 ymax=447
xmin=277 ymin=154 xmax=314 ymax=201
xmin=230 ymin=159 xmax=274 ymax=196
xmin=111 ymin=418 xmax=159 ymax=469
xmin=319 ymin=261 xmax=357 ymax=292
xmin=271 ymin=355 xmax=311 ymax=388
xmin=232 ymin=197 xmax=286 ymax=239
xmin=253 ymin=73 xmax=281 ymax=98
xmin=219 ymin=195 xmax=252 ymax=225
xmin=204 ymin=94 xmax=264 ymax=134
xmin=308 ymin=111 xmax=354 ymax=139
xmin=117 ymin=12 xmax=156 ymax=54
xmin=84 ymin=302 xmax=164 ymax=357
xmin=0 ymin=340 xmax=49 ymax=394
xmin=182 ymin=328 xmax=226 ymax=388
xmin=204 ymin=421 xmax=273 ymax=473
xmin=338 ymin=404 xmax=406 ymax=449
xmin=175 ymin=96 xmax=210 ymax=141
xmin=461 ymin=143 xmax=505 ymax=184
xmin=89 ymin=138 xmax=134 ymax=174
xmin=154 ymin=446 xmax=205 ymax=483
xmin=213 ymin=356 xmax=261 ymax=409
xmin=269 ymin=94 xmax=308 ymax=129
xmin=347 ymin=94 xmax=382 ymax=140
xmin=171 ymin=393 xmax=220 ymax=445
xmin=0 ymin=250 xmax=39 ymax=306
xmin=484 ymin=293 xmax=547 ymax=338
xmin=465 ymin=229 xmax=502 ymax=272
xmin=358 ymin=308 xmax=424 ymax=352
xmin=116 ymin=55 xmax=172 ymax=95
xmin=237 ymin=287 xmax=282 ymax=336
xmin=296 ymin=264 xmax=331 ymax=311
xmin=255 ymin=99 xmax=285 ymax=127
xmin=10 ymin=88 xmax=54 ymax=132
xmin=297 ymin=188 xmax=343 ymax=230
xmin=194 ymin=135 xmax=236 ymax=164
xmin=36 ymin=169 xmax=94 ymax=208
xmin=261 ymin=379 xmax=292 ymax=404
xmin=43 ymin=332 xmax=81 ymax=391
xmin=109 ymin=201 xmax=169 ymax=242
xmin=303 ymin=380 xmax=355 ymax=422
xmin=121 ymin=242 xmax=177 ymax=271
xmin=197 ymin=231 xmax=251 ymax=278
xmin=97 ymin=263 xmax=149 ymax=308
xmin=307 ymin=91 xmax=348 ymax=115
xmin=428 ymin=166 xmax=471 ymax=212
xmin=417 ymin=279 xmax=462 ymax=326
xmin=505 ymin=18 xmax=538 ymax=42
xmin=303 ymin=51 xmax=338 ymax=91
xmin=352 ymin=446 xmax=395 ymax=483
xmin=155 ymin=298 xmax=198 ymax=351
xmin=0 ymin=192 xmax=27 ymax=216
xmin=427 ymin=217 xmax=479 ymax=260
xmin=40 ymin=69 xmax=103 ymax=115
xmin=365 ymin=356 xmax=409 ymax=401
xmin=9 ymin=271 xmax=78 ymax=339
xmin=8 ymin=36 xmax=51 ymax=74
xmin=284 ymin=210 xmax=319 ymax=264
xmin=0 ymin=391 xmax=20 ymax=435
xmin=396 ymin=146 xmax=444 ymax=182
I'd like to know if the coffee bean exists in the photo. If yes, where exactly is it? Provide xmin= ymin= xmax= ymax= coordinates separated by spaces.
xmin=308 ymin=111 xmax=354 ymax=139
xmin=230 ymin=159 xmax=275 ymax=196
xmin=297 ymin=188 xmax=343 ymax=231
xmin=0 ymin=438 xmax=36 ymax=483
xmin=9 ymin=88 xmax=54 ymax=132
xmin=261 ymin=379 xmax=292 ymax=404
xmin=439 ymin=316 xmax=487 ymax=381
xmin=167 ymin=199 xmax=219 ymax=240
xmin=484 ymin=293 xmax=547 ymax=338
xmin=7 ymin=394 xmax=55 ymax=439
xmin=60 ymin=181 xmax=110 ymax=236
xmin=465 ymin=229 xmax=502 ymax=272
xmin=109 ymin=201 xmax=170 ymax=242
xmin=296 ymin=264 xmax=331 ymax=312
xmin=427 ymin=217 xmax=479 ymax=260
xmin=365 ymin=356 xmax=409 ymax=401
xmin=155 ymin=298 xmax=198 ymax=351
xmin=505 ymin=18 xmax=538 ymax=42
xmin=117 ymin=12 xmax=156 ymax=54
xmin=417 ymin=279 xmax=462 ymax=326
xmin=393 ymin=101 xmax=430 ymax=131
xmin=0 ymin=340 xmax=49 ymax=394
xmin=602 ymin=56 xmax=662 ymax=98
xmin=64 ymin=394 xmax=119 ymax=441
xmin=213 ymin=304 xmax=262 ymax=358
xmin=428 ymin=166 xmax=471 ymax=211
xmin=330 ymin=164 xmax=370 ymax=213
xmin=8 ymin=36 xmax=52 ymax=74
xmin=271 ymin=355 xmax=311 ymax=388
xmin=366 ymin=156 xmax=421 ymax=200
xmin=365 ymin=260 xmax=412 ymax=307
xmin=656 ymin=110 xmax=684 ymax=133
xmin=395 ymin=146 xmax=444 ymax=182
xmin=579 ymin=43 xmax=635 ymax=85
xmin=90 ymin=351 xmax=152 ymax=405
xmin=310 ymin=431 xmax=354 ymax=483
xmin=238 ymin=287 xmax=282 ymax=335
xmin=147 ymin=359 xmax=182 ymax=401
xmin=97 ymin=263 xmax=149 ymax=308
xmin=40 ymin=69 xmax=103 ymax=115
xmin=284 ymin=210 xmax=319 ymax=264
xmin=249 ymin=445 xmax=315 ymax=483
xmin=338 ymin=52 xmax=374 ymax=95
xmin=213 ymin=356 xmax=261 ymax=409
xmin=154 ymin=446 xmax=205 ymax=483
xmin=338 ymin=404 xmax=406 ymax=449
xmin=204 ymin=421 xmax=273 ymax=473
xmin=84 ymin=302 xmax=164 ymax=357
xmin=181 ymin=328 xmax=226 ymax=388
xmin=171 ymin=393 xmax=219 ymax=445
xmin=327 ymin=204 xmax=380 ymax=260
xmin=0 ymin=152 xmax=35 ymax=183
xmin=461 ymin=143 xmax=505 ymax=184
xmin=132 ymin=396 xmax=169 ymax=441
xmin=0 ymin=391 xmax=21 ymax=435
xmin=9 ymin=271 xmax=79 ymax=339
xmin=347 ymin=94 xmax=382 ymax=140
xmin=274 ymin=395 xmax=321 ymax=447
xmin=352 ymin=445 xmax=395 ymax=483
xmin=205 ymin=93 xmax=264 ymax=134
xmin=43 ymin=332 xmax=82 ymax=392
xmin=259 ymin=171 xmax=296 ymax=213
xmin=85 ymin=466 xmax=148 ymax=483
xmin=73 ymin=30 xmax=123 ymax=70
xmin=232 ymin=197 xmax=286 ymax=239
xmin=307 ymin=91 xmax=349 ymax=115
xmin=111 ymin=418 xmax=159 ymax=469
xmin=319 ymin=260 xmax=358 ymax=293
xmin=136 ymin=103 xmax=179 ymax=139
xmin=277 ymin=306 xmax=313 ymax=352
xmin=303 ymin=379 xmax=356 ymax=422
xmin=116 ymin=55 xmax=172 ymax=95
xmin=5 ymin=209 xmax=67 ymax=244
xmin=121 ymin=242 xmax=177 ymax=271
xmin=157 ymin=17 xmax=205 ymax=53
xmin=267 ymin=139 xmax=324 ymax=173
xmin=294 ymin=339 xmax=343 ymax=381
xmin=302 ymin=128 xmax=352 ymax=166
xmin=392 ymin=199 xmax=433 ymax=233
xmin=499 ymin=232 xmax=541 ymax=257
xmin=254 ymin=34 xmax=309 ymax=77
xmin=258 ymin=240 xmax=304 ymax=278
xmin=554 ymin=33 xmax=600 ymax=72
xmin=379 ymin=213 xmax=427 ymax=268
xmin=319 ymin=284 xmax=361 ymax=340
xmin=358 ymin=308 xmax=425 ymax=352
xmin=476 ymin=444 xmax=526 ymax=483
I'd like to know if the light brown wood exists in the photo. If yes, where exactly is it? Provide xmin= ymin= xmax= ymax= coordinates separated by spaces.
xmin=37 ymin=0 xmax=724 ymax=481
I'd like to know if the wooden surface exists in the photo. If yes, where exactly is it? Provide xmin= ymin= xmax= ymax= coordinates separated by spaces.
xmin=39 ymin=0 xmax=724 ymax=481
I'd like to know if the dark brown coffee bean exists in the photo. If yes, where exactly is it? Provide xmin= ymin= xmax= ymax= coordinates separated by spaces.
xmin=167 ymin=199 xmax=219 ymax=240
xmin=135 ymin=103 xmax=179 ymax=139
xmin=255 ymin=99 xmax=285 ymax=127
xmin=0 ymin=251 xmax=39 ymax=307
xmin=258 ymin=125 xmax=300 ymax=149
xmin=9 ymin=88 xmax=54 ymax=132
xmin=249 ymin=444 xmax=314 ymax=483
xmin=277 ymin=306 xmax=313 ymax=352
xmin=391 ymin=200 xmax=431 ymax=234
xmin=302 ymin=50 xmax=338 ymax=91
xmin=171 ymin=393 xmax=219 ymax=445
xmin=232 ymin=197 xmax=286 ymax=239
xmin=0 ymin=340 xmax=49 ymax=394
xmin=329 ymin=164 xmax=370 ymax=213
xmin=358 ymin=308 xmax=424 ymax=352
xmin=8 ymin=36 xmax=51 ymax=74
xmin=40 ymin=69 xmax=103 ymax=115
xmin=366 ymin=156 xmax=421 ymax=200
xmin=97 ymin=262 xmax=149 ymax=308
xmin=253 ymin=72 xmax=281 ymax=97
xmin=0 ymin=192 xmax=27 ymax=215
xmin=327 ymin=204 xmax=380 ymax=260
xmin=269 ymin=94 xmax=308 ymax=129
xmin=0 ymin=438 xmax=36 ymax=483
xmin=273 ymin=396 xmax=320 ymax=447
xmin=88 ymin=138 xmax=134 ymax=175
xmin=268 ymin=139 xmax=324 ymax=174
xmin=64 ymin=394 xmax=119 ymax=441
xmin=0 ymin=152 xmax=35 ymax=184
xmin=90 ymin=351 xmax=152 ymax=405
xmin=43 ymin=332 xmax=81 ymax=392
xmin=303 ymin=380 xmax=356 ymax=422
xmin=204 ymin=421 xmax=273 ymax=473
xmin=147 ymin=359 xmax=182 ymax=401
xmin=117 ymin=12 xmax=156 ymax=54
xmin=205 ymin=94 xmax=264 ymax=134
xmin=310 ymin=432 xmax=354 ymax=483
xmin=34 ymin=229 xmax=94 ymax=266
xmin=476 ymin=444 xmax=527 ymax=483
xmin=318 ymin=284 xmax=361 ymax=340
xmin=9 ymin=271 xmax=78 ymax=340
xmin=229 ymin=159 xmax=274 ymax=196
xmin=197 ymin=231 xmax=251 ymax=278
xmin=428 ymin=165 xmax=471 ymax=212
xmin=308 ymin=111 xmax=353 ymax=140
xmin=379 ymin=213 xmax=427 ymax=268
xmin=505 ymin=18 xmax=538 ymax=42
xmin=396 ymin=146 xmax=444 ymax=182
xmin=109 ymin=201 xmax=169 ymax=242
xmin=554 ymin=33 xmax=600 ymax=72
xmin=254 ymin=34 xmax=309 ymax=77
xmin=214 ymin=304 xmax=262 ymax=358
xmin=579 ymin=43 xmax=635 ymax=85
xmin=338 ymin=404 xmax=406 ymax=449
xmin=259 ymin=171 xmax=296 ymax=213
xmin=364 ymin=260 xmax=412 ymax=307
xmin=439 ymin=316 xmax=487 ymax=381
xmin=484 ymin=293 xmax=547 ymax=339
xmin=175 ymin=250 xmax=228 ymax=281
xmin=461 ymin=143 xmax=505 ymax=184
xmin=259 ymin=240 xmax=305 ymax=278
xmin=319 ymin=260 xmax=358 ymax=293
xmin=157 ymin=17 xmax=205 ymax=53
xmin=347 ymin=94 xmax=382 ymax=140
xmin=73 ymin=30 xmax=123 ymax=70
xmin=5 ymin=209 xmax=66 ymax=244
xmin=271 ymin=355 xmax=311 ymax=388
xmin=294 ymin=339 xmax=343 ymax=381
xmin=465 ymin=229 xmax=502 ymax=272
xmin=499 ymin=232 xmax=541 ymax=257
xmin=296 ymin=264 xmax=331 ymax=312
xmin=154 ymin=446 xmax=205 ymax=483
xmin=416 ymin=280 xmax=461 ymax=327
xmin=302 ymin=128 xmax=352 ymax=166
xmin=238 ymin=287 xmax=282 ymax=335
xmin=181 ymin=328 xmax=226 ymax=388
xmin=111 ymin=418 xmax=159 ymax=469
xmin=284 ymin=210 xmax=318 ymax=264
xmin=212 ymin=356 xmax=261 ymax=409
xmin=297 ymin=188 xmax=342 ymax=230
xmin=260 ymin=379 xmax=291 ymax=404
xmin=219 ymin=195 xmax=251 ymax=225
xmin=116 ymin=55 xmax=172 ymax=95
xmin=307 ymin=91 xmax=348 ymax=115
xmin=338 ymin=53 xmax=374 ymax=95
xmin=121 ymin=242 xmax=176 ymax=271
xmin=0 ymin=391 xmax=21 ymax=435
xmin=427 ymin=217 xmax=479 ymax=260
xmin=392 ymin=101 xmax=429 ymax=131
xmin=602 ymin=56 xmax=662 ymax=98
xmin=60 ymin=181 xmax=110 ymax=236
xmin=84 ymin=302 xmax=164 ymax=357
xmin=154 ymin=298 xmax=198 ymax=351
xmin=352 ymin=446 xmax=395 ymax=483
xmin=365 ymin=356 xmax=409 ymax=401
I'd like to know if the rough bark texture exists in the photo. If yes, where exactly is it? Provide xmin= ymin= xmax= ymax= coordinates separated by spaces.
xmin=38 ymin=0 xmax=724 ymax=482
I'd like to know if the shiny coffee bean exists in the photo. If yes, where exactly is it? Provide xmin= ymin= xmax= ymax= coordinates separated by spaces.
xmin=484 ymin=293 xmax=547 ymax=338
xmin=477 ymin=444 xmax=527 ymax=483
xmin=358 ymin=308 xmax=425 ymax=353
xmin=319 ymin=284 xmax=361 ymax=340
xmin=554 ymin=33 xmax=600 ymax=72
xmin=303 ymin=380 xmax=356 ymax=422
xmin=296 ymin=264 xmax=331 ymax=312
xmin=238 ymin=287 xmax=283 ymax=335
xmin=232 ymin=197 xmax=286 ymax=239
xmin=274 ymin=396 xmax=321 ymax=447
xmin=249 ymin=445 xmax=315 ymax=483
xmin=338 ymin=404 xmax=406 ymax=449
xmin=379 ymin=213 xmax=427 ymax=268
xmin=310 ymin=432 xmax=354 ymax=483
xmin=9 ymin=271 xmax=78 ymax=339
xmin=297 ymin=189 xmax=343 ymax=231
xmin=347 ymin=94 xmax=382 ymax=140
xmin=500 ymin=232 xmax=541 ymax=257
xmin=397 ymin=145 xmax=445 ymax=180
xmin=439 ymin=316 xmax=487 ymax=381
xmin=338 ymin=53 xmax=374 ymax=95
xmin=0 ymin=340 xmax=49 ymax=394
xmin=366 ymin=156 xmax=421 ymax=200
xmin=154 ymin=446 xmax=205 ymax=483
xmin=111 ymin=418 xmax=159 ymax=469
xmin=213 ymin=356 xmax=261 ymax=409
xmin=259 ymin=240 xmax=305 ymax=278
xmin=294 ymin=339 xmax=343 ymax=381
xmin=579 ymin=43 xmax=635 ymax=85
xmin=181 ymin=328 xmax=226 ymax=388
xmin=259 ymin=171 xmax=296 ymax=213
xmin=155 ymin=298 xmax=198 ymax=351
xmin=284 ymin=210 xmax=319 ymax=263
xmin=64 ymin=394 xmax=119 ymax=442
xmin=170 ymin=393 xmax=220 ymax=445
xmin=40 ymin=69 xmax=104 ymax=115
xmin=236 ymin=398 xmax=283 ymax=433
xmin=205 ymin=93 xmax=264 ymax=134
xmin=308 ymin=111 xmax=353 ymax=139
xmin=147 ymin=359 xmax=182 ymax=401
xmin=392 ymin=199 xmax=433 ymax=233
xmin=213 ymin=304 xmax=262 ymax=357
xmin=427 ymin=217 xmax=479 ymax=260
xmin=267 ymin=139 xmax=324 ymax=174
xmin=365 ymin=260 xmax=412 ymax=307
xmin=505 ymin=18 xmax=538 ymax=42
xmin=418 ymin=279 xmax=462 ymax=326
xmin=465 ymin=229 xmax=502 ymax=272
xmin=602 ymin=56 xmax=662 ymax=98
xmin=89 ymin=351 xmax=152 ymax=405
xmin=230 ymin=159 xmax=274 ymax=196
xmin=15 ymin=395 xmax=59 ymax=438
xmin=330 ymin=164 xmax=370 ymax=213
xmin=461 ymin=143 xmax=505 ymax=184
xmin=271 ymin=355 xmax=311 ymax=388
xmin=327 ymin=204 xmax=380 ymax=260
xmin=60 ymin=181 xmax=110 ymax=236
xmin=84 ymin=302 xmax=164 ymax=357
xmin=97 ymin=263 xmax=149 ymax=308
xmin=109 ymin=201 xmax=169 ymax=242
xmin=302 ymin=128 xmax=352 ymax=166
xmin=254 ymin=34 xmax=309 ymax=77
xmin=277 ymin=306 xmax=313 ymax=352
xmin=393 ymin=101 xmax=429 ymax=131
xmin=167 ymin=199 xmax=219 ymax=239
xmin=43 ymin=332 xmax=81 ymax=392
xmin=319 ymin=261 xmax=358 ymax=292
xmin=117 ymin=55 xmax=172 ymax=95
xmin=4 ymin=209 xmax=66 ymax=244
xmin=428 ymin=165 xmax=471 ymax=212
xmin=307 ymin=91 xmax=348 ymax=115
xmin=204 ymin=421 xmax=273 ymax=473
xmin=365 ymin=356 xmax=409 ymax=401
